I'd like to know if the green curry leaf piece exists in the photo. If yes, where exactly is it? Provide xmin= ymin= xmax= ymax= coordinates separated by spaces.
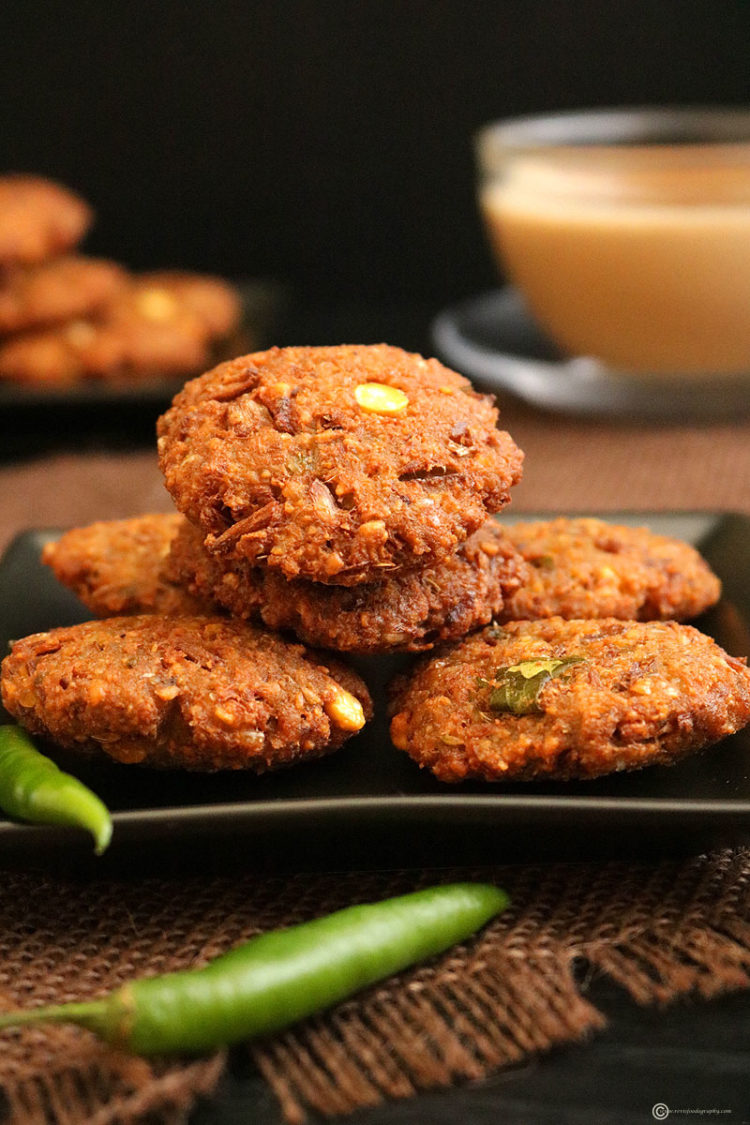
xmin=488 ymin=656 xmax=585 ymax=715
xmin=485 ymin=624 xmax=508 ymax=640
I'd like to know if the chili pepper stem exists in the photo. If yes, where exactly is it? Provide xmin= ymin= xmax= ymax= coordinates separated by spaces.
xmin=0 ymin=998 xmax=118 ymax=1039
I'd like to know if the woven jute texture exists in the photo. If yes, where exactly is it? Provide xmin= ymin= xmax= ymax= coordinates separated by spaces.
xmin=0 ymin=850 xmax=748 ymax=1124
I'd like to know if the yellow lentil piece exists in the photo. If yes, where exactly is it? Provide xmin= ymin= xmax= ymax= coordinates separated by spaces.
xmin=324 ymin=689 xmax=366 ymax=732
xmin=354 ymin=382 xmax=409 ymax=415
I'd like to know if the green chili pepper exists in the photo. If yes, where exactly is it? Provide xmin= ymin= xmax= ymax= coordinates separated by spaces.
xmin=0 ymin=725 xmax=112 ymax=854
xmin=0 ymin=882 xmax=508 ymax=1054
xmin=487 ymin=656 xmax=585 ymax=715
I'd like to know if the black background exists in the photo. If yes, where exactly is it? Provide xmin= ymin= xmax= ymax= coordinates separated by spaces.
xmin=1 ymin=1 xmax=749 ymax=317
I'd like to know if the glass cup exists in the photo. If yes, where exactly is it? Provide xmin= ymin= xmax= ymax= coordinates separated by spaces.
xmin=475 ymin=107 xmax=750 ymax=374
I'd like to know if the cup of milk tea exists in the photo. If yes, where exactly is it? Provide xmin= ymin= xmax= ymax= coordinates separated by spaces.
xmin=476 ymin=107 xmax=750 ymax=375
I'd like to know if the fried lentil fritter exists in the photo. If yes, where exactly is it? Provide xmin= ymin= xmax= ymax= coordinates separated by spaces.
xmin=0 ymin=270 xmax=242 ymax=385
xmin=0 ymin=175 xmax=92 ymax=267
xmin=136 ymin=271 xmax=242 ymax=339
xmin=0 ymin=256 xmax=128 ymax=335
xmin=157 ymin=345 xmax=524 ymax=585
xmin=1 ymin=615 xmax=372 ymax=772
xmin=167 ymin=515 xmax=529 ymax=654
xmin=42 ymin=513 xmax=528 ymax=654
xmin=389 ymin=617 xmax=750 ymax=782
xmin=0 ymin=289 xmax=208 ymax=385
xmin=41 ymin=514 xmax=206 ymax=618
xmin=500 ymin=517 xmax=721 ymax=622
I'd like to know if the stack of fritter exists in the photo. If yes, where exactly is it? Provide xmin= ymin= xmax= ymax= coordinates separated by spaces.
xmin=1 ymin=342 xmax=525 ymax=772
xmin=5 ymin=343 xmax=750 ymax=781
xmin=156 ymin=344 xmax=527 ymax=652
xmin=0 ymin=174 xmax=241 ymax=385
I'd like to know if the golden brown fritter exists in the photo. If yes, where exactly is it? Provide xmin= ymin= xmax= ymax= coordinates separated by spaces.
xmin=0 ymin=291 xmax=208 ymax=385
xmin=157 ymin=344 xmax=524 ymax=585
xmin=0 ymin=256 xmax=128 ymax=335
xmin=389 ymin=617 xmax=750 ymax=783
xmin=41 ymin=514 xmax=207 ymax=617
xmin=500 ymin=517 xmax=721 ymax=622
xmin=1 ymin=615 xmax=372 ymax=772
xmin=0 ymin=175 xmax=92 ymax=267
xmin=0 ymin=270 xmax=243 ymax=384
xmin=167 ymin=515 xmax=529 ymax=653
xmin=42 ymin=513 xmax=528 ymax=654
xmin=135 ymin=271 xmax=242 ymax=339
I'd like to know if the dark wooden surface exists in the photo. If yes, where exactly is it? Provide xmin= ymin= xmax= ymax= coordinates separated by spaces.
xmin=190 ymin=980 xmax=750 ymax=1124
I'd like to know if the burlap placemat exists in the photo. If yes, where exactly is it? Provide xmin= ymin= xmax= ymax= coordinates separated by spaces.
xmin=0 ymin=850 xmax=748 ymax=1124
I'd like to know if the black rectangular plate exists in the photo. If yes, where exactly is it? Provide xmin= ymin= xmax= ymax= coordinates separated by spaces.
xmin=1 ymin=512 xmax=749 ymax=869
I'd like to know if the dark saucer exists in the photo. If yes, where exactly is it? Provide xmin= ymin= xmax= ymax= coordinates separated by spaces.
xmin=431 ymin=288 xmax=750 ymax=421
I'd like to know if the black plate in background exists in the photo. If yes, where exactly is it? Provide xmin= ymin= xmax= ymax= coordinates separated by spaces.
xmin=0 ymin=512 xmax=749 ymax=870
xmin=431 ymin=289 xmax=750 ymax=421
